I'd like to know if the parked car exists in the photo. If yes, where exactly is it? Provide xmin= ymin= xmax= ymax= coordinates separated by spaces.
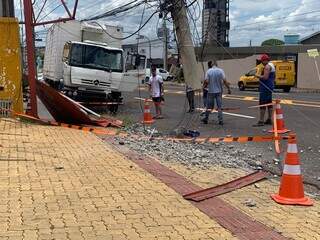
xmin=144 ymin=68 xmax=173 ymax=83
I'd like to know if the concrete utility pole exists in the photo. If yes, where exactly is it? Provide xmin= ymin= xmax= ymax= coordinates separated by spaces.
xmin=170 ymin=0 xmax=201 ymax=90
xmin=23 ymin=0 xmax=38 ymax=117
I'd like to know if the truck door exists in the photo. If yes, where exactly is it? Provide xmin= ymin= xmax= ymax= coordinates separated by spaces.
xmin=120 ymin=53 xmax=147 ymax=92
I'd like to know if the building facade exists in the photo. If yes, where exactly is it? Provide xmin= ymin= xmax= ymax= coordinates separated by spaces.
xmin=202 ymin=0 xmax=230 ymax=47
xmin=122 ymin=39 xmax=177 ymax=68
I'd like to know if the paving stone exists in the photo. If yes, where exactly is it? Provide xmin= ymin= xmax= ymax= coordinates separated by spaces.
xmin=0 ymin=120 xmax=235 ymax=240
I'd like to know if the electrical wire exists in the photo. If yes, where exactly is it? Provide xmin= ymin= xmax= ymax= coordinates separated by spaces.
xmin=89 ymin=10 xmax=159 ymax=41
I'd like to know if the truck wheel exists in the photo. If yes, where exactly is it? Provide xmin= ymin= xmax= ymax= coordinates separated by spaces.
xmin=238 ymin=82 xmax=245 ymax=91
xmin=108 ymin=92 xmax=121 ymax=114
xmin=283 ymin=87 xmax=291 ymax=93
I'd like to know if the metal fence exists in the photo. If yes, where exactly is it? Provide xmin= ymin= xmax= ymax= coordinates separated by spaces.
xmin=0 ymin=99 xmax=12 ymax=117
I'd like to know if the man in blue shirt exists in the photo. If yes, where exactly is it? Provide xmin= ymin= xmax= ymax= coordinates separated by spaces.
xmin=253 ymin=54 xmax=275 ymax=127
xmin=201 ymin=60 xmax=231 ymax=125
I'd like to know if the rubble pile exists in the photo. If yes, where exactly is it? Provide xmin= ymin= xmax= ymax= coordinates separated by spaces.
xmin=117 ymin=124 xmax=270 ymax=171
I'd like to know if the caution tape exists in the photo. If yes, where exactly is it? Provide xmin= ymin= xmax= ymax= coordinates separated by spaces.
xmin=151 ymin=134 xmax=294 ymax=144
xmin=273 ymin=110 xmax=281 ymax=154
xmin=13 ymin=113 xmax=119 ymax=136
xmin=248 ymin=102 xmax=275 ymax=108
xmin=0 ymin=108 xmax=119 ymax=136
xmin=77 ymin=102 xmax=123 ymax=106
xmin=196 ymin=107 xmax=241 ymax=112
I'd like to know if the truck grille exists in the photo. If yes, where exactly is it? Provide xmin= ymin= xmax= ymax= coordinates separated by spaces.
xmin=81 ymin=79 xmax=111 ymax=87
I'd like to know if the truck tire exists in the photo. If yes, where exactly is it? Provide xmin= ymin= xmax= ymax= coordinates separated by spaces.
xmin=238 ymin=82 xmax=245 ymax=91
xmin=283 ymin=87 xmax=291 ymax=93
xmin=108 ymin=92 xmax=122 ymax=114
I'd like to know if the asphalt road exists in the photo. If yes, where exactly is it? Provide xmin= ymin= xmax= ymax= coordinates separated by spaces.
xmin=116 ymin=83 xmax=320 ymax=189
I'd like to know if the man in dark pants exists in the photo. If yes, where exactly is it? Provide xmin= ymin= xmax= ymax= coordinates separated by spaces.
xmin=253 ymin=54 xmax=275 ymax=127
xmin=201 ymin=60 xmax=231 ymax=125
xmin=203 ymin=61 xmax=212 ymax=108
xmin=186 ymin=85 xmax=194 ymax=113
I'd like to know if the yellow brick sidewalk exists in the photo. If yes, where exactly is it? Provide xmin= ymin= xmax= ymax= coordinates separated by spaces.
xmin=0 ymin=119 xmax=236 ymax=240
xmin=164 ymin=162 xmax=320 ymax=240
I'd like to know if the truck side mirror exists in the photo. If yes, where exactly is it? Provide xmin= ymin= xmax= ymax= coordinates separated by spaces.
xmin=62 ymin=42 xmax=71 ymax=63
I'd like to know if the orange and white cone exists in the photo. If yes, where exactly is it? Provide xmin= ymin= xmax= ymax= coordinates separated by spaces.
xmin=142 ymin=99 xmax=154 ymax=124
xmin=269 ymin=100 xmax=290 ymax=134
xmin=271 ymin=133 xmax=313 ymax=206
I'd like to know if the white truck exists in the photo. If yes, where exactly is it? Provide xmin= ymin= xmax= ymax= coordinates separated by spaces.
xmin=43 ymin=20 xmax=146 ymax=108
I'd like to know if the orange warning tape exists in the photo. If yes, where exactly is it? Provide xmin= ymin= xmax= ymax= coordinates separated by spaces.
xmin=0 ymin=108 xmax=119 ymax=136
xmin=151 ymin=135 xmax=294 ymax=143
xmin=15 ymin=113 xmax=119 ymax=136
xmin=273 ymin=110 xmax=281 ymax=154
xmin=248 ymin=102 xmax=275 ymax=108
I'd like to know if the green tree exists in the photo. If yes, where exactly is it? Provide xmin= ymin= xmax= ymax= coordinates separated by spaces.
xmin=261 ymin=39 xmax=285 ymax=46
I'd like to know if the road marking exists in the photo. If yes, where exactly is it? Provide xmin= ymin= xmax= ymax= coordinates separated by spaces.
xmin=139 ymin=87 xmax=320 ymax=108
xmin=280 ymin=100 xmax=293 ymax=105
xmin=197 ymin=108 xmax=255 ymax=119
xmin=221 ymin=111 xmax=255 ymax=119
xmin=244 ymin=96 xmax=255 ymax=100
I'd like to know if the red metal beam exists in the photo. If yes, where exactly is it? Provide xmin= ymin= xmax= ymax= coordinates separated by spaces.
xmin=60 ymin=0 xmax=72 ymax=18
xmin=23 ymin=0 xmax=78 ymax=117
xmin=72 ymin=0 xmax=79 ymax=18
xmin=33 ymin=17 xmax=74 ymax=26
xmin=23 ymin=0 xmax=38 ymax=117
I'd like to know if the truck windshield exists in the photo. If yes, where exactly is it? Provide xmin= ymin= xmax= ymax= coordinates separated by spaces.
xmin=70 ymin=43 xmax=123 ymax=72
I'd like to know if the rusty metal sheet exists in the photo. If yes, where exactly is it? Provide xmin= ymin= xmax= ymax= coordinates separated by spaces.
xmin=36 ymin=81 xmax=122 ymax=127
xmin=183 ymin=171 xmax=269 ymax=202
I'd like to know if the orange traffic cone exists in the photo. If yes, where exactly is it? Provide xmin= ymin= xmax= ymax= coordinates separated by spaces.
xmin=269 ymin=99 xmax=290 ymax=134
xmin=271 ymin=133 xmax=313 ymax=206
xmin=142 ymin=99 xmax=154 ymax=124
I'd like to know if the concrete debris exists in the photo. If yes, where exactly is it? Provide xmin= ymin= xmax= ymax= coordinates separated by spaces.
xmin=244 ymin=199 xmax=256 ymax=207
xmin=317 ymin=177 xmax=320 ymax=181
xmin=254 ymin=183 xmax=260 ymax=189
xmin=119 ymin=141 xmax=125 ymax=145
xmin=116 ymin=124 xmax=276 ymax=172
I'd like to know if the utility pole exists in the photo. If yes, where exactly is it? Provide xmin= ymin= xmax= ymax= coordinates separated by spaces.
xmin=23 ymin=0 xmax=38 ymax=117
xmin=169 ymin=0 xmax=201 ymax=90
xmin=163 ymin=18 xmax=168 ymax=71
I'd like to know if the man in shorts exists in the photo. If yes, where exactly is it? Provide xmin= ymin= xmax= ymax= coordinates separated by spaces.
xmin=148 ymin=65 xmax=164 ymax=119
xmin=253 ymin=54 xmax=275 ymax=127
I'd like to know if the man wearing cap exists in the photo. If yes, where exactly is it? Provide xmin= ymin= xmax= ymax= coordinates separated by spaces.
xmin=253 ymin=54 xmax=275 ymax=127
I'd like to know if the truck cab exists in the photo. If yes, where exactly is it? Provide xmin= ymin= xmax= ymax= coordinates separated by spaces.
xmin=62 ymin=41 xmax=123 ymax=101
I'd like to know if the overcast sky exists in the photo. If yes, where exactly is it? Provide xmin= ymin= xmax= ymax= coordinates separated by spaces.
xmin=15 ymin=0 xmax=320 ymax=47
